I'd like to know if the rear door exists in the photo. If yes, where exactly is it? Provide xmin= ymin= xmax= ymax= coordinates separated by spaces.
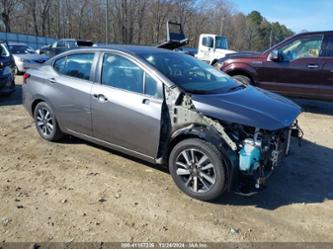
xmin=320 ymin=33 xmax=333 ymax=101
xmin=91 ymin=53 xmax=164 ymax=158
xmin=50 ymin=52 xmax=97 ymax=135
xmin=260 ymin=34 xmax=325 ymax=98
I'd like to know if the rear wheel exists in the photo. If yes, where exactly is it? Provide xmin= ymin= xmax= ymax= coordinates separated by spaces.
xmin=232 ymin=75 xmax=252 ymax=85
xmin=169 ymin=138 xmax=226 ymax=201
xmin=34 ymin=102 xmax=63 ymax=141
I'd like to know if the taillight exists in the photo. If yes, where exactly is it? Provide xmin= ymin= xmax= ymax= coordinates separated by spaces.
xmin=23 ymin=73 xmax=30 ymax=84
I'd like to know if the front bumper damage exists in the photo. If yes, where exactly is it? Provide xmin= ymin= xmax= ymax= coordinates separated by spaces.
xmin=163 ymin=87 xmax=302 ymax=195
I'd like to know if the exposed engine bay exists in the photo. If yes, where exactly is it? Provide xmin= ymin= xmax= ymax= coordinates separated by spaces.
xmin=163 ymin=88 xmax=303 ymax=194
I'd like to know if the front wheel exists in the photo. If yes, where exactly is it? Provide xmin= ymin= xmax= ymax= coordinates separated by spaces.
xmin=169 ymin=138 xmax=226 ymax=201
xmin=34 ymin=102 xmax=63 ymax=141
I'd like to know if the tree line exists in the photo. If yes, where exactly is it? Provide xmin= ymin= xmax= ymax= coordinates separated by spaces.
xmin=0 ymin=0 xmax=294 ymax=51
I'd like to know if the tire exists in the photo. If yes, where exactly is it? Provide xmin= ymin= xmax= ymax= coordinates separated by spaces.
xmin=33 ymin=102 xmax=63 ymax=141
xmin=232 ymin=75 xmax=252 ymax=85
xmin=169 ymin=138 xmax=226 ymax=201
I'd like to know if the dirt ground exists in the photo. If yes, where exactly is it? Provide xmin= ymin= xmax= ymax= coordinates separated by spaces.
xmin=1 ymin=77 xmax=333 ymax=242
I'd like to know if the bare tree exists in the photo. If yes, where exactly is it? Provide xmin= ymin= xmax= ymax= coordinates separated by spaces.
xmin=0 ymin=0 xmax=19 ymax=32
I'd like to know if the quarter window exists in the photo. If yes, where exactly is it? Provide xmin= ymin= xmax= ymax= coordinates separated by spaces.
xmin=53 ymin=53 xmax=94 ymax=80
xmin=280 ymin=35 xmax=323 ymax=61
xmin=101 ymin=54 xmax=144 ymax=94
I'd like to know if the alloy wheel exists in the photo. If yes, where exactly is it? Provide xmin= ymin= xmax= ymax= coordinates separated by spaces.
xmin=175 ymin=148 xmax=216 ymax=193
xmin=36 ymin=107 xmax=54 ymax=137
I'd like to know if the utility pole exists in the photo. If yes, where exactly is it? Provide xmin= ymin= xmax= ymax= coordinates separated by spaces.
xmin=106 ymin=0 xmax=109 ymax=43
xmin=269 ymin=27 xmax=273 ymax=48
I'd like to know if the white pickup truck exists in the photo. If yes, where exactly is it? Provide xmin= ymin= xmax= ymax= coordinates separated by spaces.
xmin=158 ymin=22 xmax=235 ymax=65
xmin=195 ymin=34 xmax=236 ymax=65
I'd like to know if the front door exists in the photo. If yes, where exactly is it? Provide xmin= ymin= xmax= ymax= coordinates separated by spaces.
xmin=320 ymin=33 xmax=333 ymax=101
xmin=258 ymin=34 xmax=325 ymax=98
xmin=91 ymin=53 xmax=164 ymax=158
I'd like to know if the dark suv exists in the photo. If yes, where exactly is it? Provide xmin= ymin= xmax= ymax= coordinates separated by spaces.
xmin=0 ymin=41 xmax=15 ymax=96
xmin=217 ymin=31 xmax=333 ymax=101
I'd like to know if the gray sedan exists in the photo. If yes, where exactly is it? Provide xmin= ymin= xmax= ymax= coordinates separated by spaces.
xmin=22 ymin=46 xmax=302 ymax=201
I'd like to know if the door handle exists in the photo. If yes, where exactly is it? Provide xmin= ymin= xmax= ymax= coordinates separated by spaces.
xmin=48 ymin=78 xmax=57 ymax=84
xmin=307 ymin=64 xmax=319 ymax=69
xmin=93 ymin=94 xmax=108 ymax=103
xmin=142 ymin=98 xmax=150 ymax=105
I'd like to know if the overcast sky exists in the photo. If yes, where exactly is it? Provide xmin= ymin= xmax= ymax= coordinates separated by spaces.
xmin=231 ymin=0 xmax=333 ymax=32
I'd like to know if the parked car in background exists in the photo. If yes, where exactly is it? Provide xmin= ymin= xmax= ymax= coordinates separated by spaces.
xmin=8 ymin=42 xmax=49 ymax=74
xmin=0 ymin=41 xmax=15 ymax=96
xmin=217 ymin=31 xmax=333 ymax=101
xmin=38 ymin=39 xmax=94 ymax=58
xmin=23 ymin=46 xmax=302 ymax=201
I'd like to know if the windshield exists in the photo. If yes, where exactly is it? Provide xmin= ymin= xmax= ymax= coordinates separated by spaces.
xmin=138 ymin=52 xmax=240 ymax=94
xmin=9 ymin=45 xmax=36 ymax=54
xmin=215 ymin=36 xmax=228 ymax=49
xmin=0 ymin=43 xmax=10 ymax=57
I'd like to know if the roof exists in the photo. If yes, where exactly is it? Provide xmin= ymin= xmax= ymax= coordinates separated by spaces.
xmin=73 ymin=44 xmax=176 ymax=56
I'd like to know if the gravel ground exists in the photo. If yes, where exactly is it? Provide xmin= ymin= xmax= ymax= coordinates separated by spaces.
xmin=0 ymin=77 xmax=333 ymax=242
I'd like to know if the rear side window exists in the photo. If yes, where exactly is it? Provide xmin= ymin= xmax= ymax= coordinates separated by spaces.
xmin=53 ymin=53 xmax=95 ymax=80
xmin=101 ymin=53 xmax=144 ymax=94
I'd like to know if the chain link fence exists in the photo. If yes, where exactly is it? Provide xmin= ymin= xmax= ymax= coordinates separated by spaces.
xmin=0 ymin=32 xmax=57 ymax=49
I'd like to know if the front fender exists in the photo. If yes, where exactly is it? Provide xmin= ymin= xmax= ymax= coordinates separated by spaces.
xmin=168 ymin=124 xmax=239 ymax=192
xmin=223 ymin=62 xmax=258 ymax=82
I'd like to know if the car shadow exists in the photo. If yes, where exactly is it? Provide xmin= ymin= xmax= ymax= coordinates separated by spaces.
xmin=291 ymin=98 xmax=333 ymax=115
xmin=2 ymin=82 xmax=332 ymax=209
xmin=216 ymin=138 xmax=333 ymax=209
xmin=62 ymin=136 xmax=333 ymax=210
xmin=59 ymin=135 xmax=170 ymax=174
xmin=0 ymin=84 xmax=22 ymax=106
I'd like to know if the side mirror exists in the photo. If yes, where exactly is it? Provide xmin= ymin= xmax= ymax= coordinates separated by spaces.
xmin=269 ymin=49 xmax=280 ymax=62
xmin=0 ymin=62 xmax=4 ymax=69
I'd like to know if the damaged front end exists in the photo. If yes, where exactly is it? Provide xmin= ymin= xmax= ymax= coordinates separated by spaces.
xmin=224 ymin=121 xmax=303 ymax=194
xmin=163 ymin=85 xmax=302 ymax=195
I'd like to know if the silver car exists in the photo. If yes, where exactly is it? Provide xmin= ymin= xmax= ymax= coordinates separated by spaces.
xmin=23 ymin=46 xmax=302 ymax=201
xmin=8 ymin=42 xmax=48 ymax=74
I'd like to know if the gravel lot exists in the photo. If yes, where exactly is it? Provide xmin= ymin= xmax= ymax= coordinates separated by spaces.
xmin=1 ymin=77 xmax=333 ymax=242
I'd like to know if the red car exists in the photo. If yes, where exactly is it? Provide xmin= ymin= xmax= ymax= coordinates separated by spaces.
xmin=218 ymin=31 xmax=333 ymax=101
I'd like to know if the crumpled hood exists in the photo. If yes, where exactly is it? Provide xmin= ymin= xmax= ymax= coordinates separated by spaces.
xmin=191 ymin=86 xmax=302 ymax=131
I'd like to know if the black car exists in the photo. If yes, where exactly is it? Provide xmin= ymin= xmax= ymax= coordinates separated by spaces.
xmin=0 ymin=41 xmax=15 ymax=96
xmin=38 ymin=39 xmax=94 ymax=58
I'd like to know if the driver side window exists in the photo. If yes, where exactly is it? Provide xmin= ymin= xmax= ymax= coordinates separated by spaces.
xmin=202 ymin=37 xmax=214 ymax=48
xmin=280 ymin=35 xmax=323 ymax=61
